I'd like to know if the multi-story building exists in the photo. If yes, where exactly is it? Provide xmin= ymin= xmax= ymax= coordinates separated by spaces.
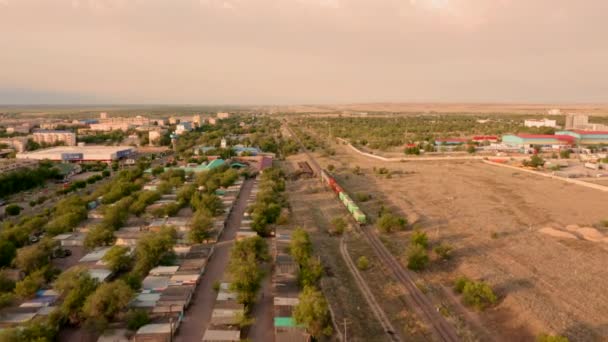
xmin=6 ymin=123 xmax=31 ymax=134
xmin=564 ymin=113 xmax=608 ymax=131
xmin=217 ymin=112 xmax=230 ymax=119
xmin=32 ymin=130 xmax=77 ymax=146
xmin=89 ymin=122 xmax=133 ymax=132
xmin=524 ymin=118 xmax=557 ymax=128
xmin=148 ymin=129 xmax=167 ymax=146
xmin=192 ymin=115 xmax=204 ymax=127
xmin=0 ymin=137 xmax=29 ymax=152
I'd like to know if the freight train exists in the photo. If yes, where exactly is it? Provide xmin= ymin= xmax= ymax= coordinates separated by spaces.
xmin=320 ymin=169 xmax=366 ymax=224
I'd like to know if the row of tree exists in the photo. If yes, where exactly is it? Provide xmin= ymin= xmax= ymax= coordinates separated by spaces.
xmin=248 ymin=168 xmax=287 ymax=237
xmin=289 ymin=228 xmax=333 ymax=338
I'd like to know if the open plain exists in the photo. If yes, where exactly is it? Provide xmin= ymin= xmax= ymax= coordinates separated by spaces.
xmin=308 ymin=138 xmax=608 ymax=341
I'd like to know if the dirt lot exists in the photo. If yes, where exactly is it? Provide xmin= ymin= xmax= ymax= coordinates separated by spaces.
xmin=310 ymin=140 xmax=608 ymax=341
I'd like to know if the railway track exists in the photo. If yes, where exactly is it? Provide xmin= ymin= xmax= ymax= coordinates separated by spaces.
xmin=284 ymin=121 xmax=461 ymax=342
xmin=339 ymin=237 xmax=400 ymax=342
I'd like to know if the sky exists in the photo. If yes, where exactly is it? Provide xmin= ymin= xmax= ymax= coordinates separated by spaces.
xmin=0 ymin=0 xmax=607 ymax=105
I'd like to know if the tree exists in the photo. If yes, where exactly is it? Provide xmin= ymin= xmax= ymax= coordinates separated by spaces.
xmin=523 ymin=155 xmax=545 ymax=168
xmin=189 ymin=212 xmax=213 ymax=244
xmin=83 ymin=280 xmax=134 ymax=322
xmin=330 ymin=217 xmax=347 ymax=235
xmin=410 ymin=230 xmax=428 ymax=249
xmin=293 ymin=286 xmax=333 ymax=338
xmin=54 ymin=266 xmax=99 ymax=324
xmin=290 ymin=228 xmax=312 ymax=266
xmin=327 ymin=164 xmax=335 ymax=171
xmin=356 ymin=256 xmax=370 ymax=270
xmin=406 ymin=244 xmax=429 ymax=271
xmin=132 ymin=227 xmax=177 ymax=277
xmin=15 ymin=269 xmax=45 ymax=299
xmin=84 ymin=225 xmax=115 ymax=249
xmin=404 ymin=146 xmax=421 ymax=155
xmin=126 ymin=309 xmax=150 ymax=330
xmin=559 ymin=149 xmax=571 ymax=159
xmin=299 ymin=258 xmax=323 ymax=287
xmin=14 ymin=239 xmax=55 ymax=274
xmin=4 ymin=204 xmax=21 ymax=216
xmin=102 ymin=246 xmax=132 ymax=273
xmin=0 ymin=240 xmax=16 ymax=267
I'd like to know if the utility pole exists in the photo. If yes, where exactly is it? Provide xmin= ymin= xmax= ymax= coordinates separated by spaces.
xmin=342 ymin=318 xmax=351 ymax=342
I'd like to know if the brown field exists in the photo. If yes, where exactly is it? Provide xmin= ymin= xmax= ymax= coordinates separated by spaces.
xmin=277 ymin=103 xmax=608 ymax=116
xmin=311 ymin=140 xmax=608 ymax=341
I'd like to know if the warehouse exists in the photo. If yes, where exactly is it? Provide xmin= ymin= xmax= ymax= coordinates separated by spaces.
xmin=16 ymin=145 xmax=134 ymax=162
xmin=555 ymin=130 xmax=608 ymax=145
xmin=501 ymin=134 xmax=574 ymax=149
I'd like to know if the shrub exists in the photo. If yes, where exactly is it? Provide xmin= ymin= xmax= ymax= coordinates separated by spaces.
xmin=453 ymin=276 xmax=470 ymax=293
xmin=377 ymin=213 xmax=407 ymax=233
xmin=454 ymin=276 xmax=497 ymax=310
xmin=354 ymin=192 xmax=371 ymax=202
xmin=356 ymin=256 xmax=370 ymax=270
xmin=327 ymin=164 xmax=335 ymax=171
xmin=559 ymin=149 xmax=571 ymax=159
xmin=537 ymin=333 xmax=569 ymax=342
xmin=406 ymin=244 xmax=429 ymax=271
xmin=434 ymin=243 xmax=453 ymax=260
xmin=410 ymin=230 xmax=428 ymax=248
xmin=462 ymin=281 xmax=497 ymax=310
xmin=330 ymin=217 xmax=347 ymax=235
xmin=5 ymin=204 xmax=22 ymax=216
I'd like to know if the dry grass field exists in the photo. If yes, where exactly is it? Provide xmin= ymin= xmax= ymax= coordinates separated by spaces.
xmin=312 ymin=141 xmax=608 ymax=341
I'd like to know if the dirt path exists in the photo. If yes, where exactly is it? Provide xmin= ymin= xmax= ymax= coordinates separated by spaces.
xmin=174 ymin=178 xmax=254 ymax=342
xmin=248 ymin=263 xmax=274 ymax=342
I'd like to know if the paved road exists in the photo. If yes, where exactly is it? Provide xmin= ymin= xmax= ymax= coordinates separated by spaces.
xmin=248 ymin=262 xmax=274 ymax=342
xmin=175 ymin=178 xmax=254 ymax=342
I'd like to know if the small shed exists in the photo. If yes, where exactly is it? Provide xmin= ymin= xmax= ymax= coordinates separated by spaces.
xmin=134 ymin=323 xmax=173 ymax=342
xmin=202 ymin=329 xmax=241 ymax=342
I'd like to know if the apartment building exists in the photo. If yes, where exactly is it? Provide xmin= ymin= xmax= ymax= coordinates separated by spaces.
xmin=32 ymin=130 xmax=77 ymax=146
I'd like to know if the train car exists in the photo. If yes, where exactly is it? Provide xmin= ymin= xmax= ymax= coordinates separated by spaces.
xmin=321 ymin=169 xmax=367 ymax=224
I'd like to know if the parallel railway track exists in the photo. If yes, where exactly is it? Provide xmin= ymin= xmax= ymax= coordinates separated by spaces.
xmin=285 ymin=121 xmax=460 ymax=342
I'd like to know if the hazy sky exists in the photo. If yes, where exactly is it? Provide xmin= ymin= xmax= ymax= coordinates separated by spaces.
xmin=1 ymin=0 xmax=607 ymax=104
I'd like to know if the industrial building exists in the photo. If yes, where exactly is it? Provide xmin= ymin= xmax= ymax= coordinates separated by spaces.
xmin=501 ymin=134 xmax=574 ymax=149
xmin=16 ymin=145 xmax=135 ymax=162
xmin=524 ymin=118 xmax=556 ymax=128
xmin=32 ymin=130 xmax=77 ymax=146
xmin=556 ymin=130 xmax=608 ymax=145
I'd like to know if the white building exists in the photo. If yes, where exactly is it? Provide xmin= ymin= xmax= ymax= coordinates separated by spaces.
xmin=16 ymin=146 xmax=135 ymax=162
xmin=220 ymin=138 xmax=227 ymax=148
xmin=217 ymin=112 xmax=230 ymax=119
xmin=32 ymin=130 xmax=77 ymax=146
xmin=89 ymin=122 xmax=133 ymax=132
xmin=524 ymin=118 xmax=557 ymax=128
xmin=175 ymin=122 xmax=193 ymax=135
xmin=547 ymin=109 xmax=561 ymax=115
